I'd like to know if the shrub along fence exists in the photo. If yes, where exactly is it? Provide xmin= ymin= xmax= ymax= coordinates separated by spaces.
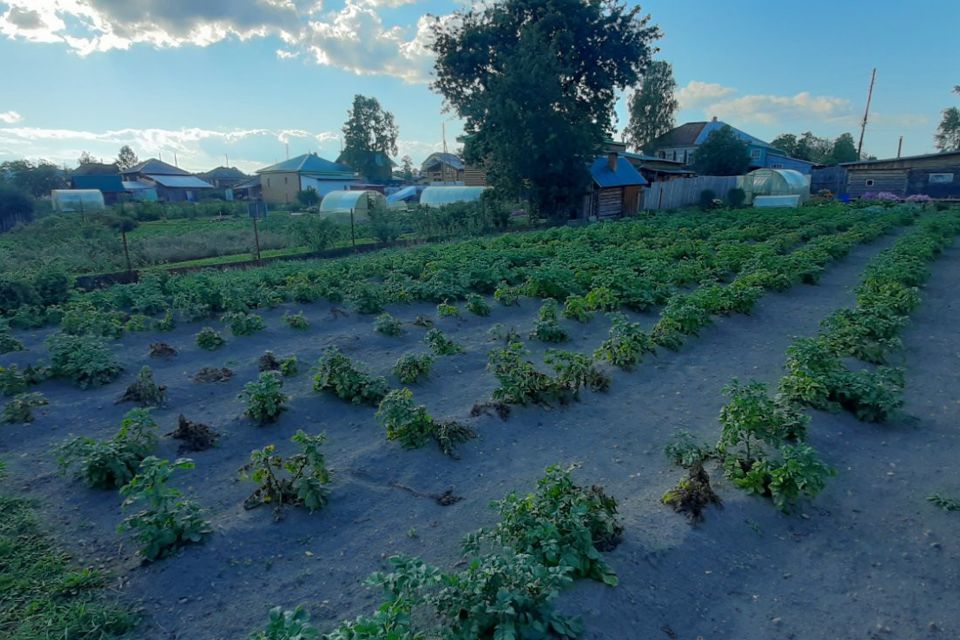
xmin=642 ymin=176 xmax=739 ymax=211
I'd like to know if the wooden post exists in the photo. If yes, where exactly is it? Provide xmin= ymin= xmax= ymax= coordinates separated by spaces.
xmin=121 ymin=230 xmax=132 ymax=275
xmin=252 ymin=214 xmax=262 ymax=265
xmin=350 ymin=207 xmax=357 ymax=252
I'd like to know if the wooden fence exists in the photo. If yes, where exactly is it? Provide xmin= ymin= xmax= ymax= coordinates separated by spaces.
xmin=641 ymin=176 xmax=739 ymax=210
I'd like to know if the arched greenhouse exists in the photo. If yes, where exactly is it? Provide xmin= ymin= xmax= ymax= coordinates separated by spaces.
xmin=319 ymin=190 xmax=387 ymax=220
xmin=419 ymin=186 xmax=489 ymax=208
xmin=737 ymin=169 xmax=810 ymax=207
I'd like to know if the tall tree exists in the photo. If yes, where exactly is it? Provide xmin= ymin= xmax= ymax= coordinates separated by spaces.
xmin=430 ymin=0 xmax=660 ymax=220
xmin=399 ymin=155 xmax=415 ymax=181
xmin=78 ymin=151 xmax=96 ymax=165
xmin=0 ymin=160 xmax=64 ymax=197
xmin=340 ymin=95 xmax=398 ymax=180
xmin=935 ymin=107 xmax=960 ymax=152
xmin=771 ymin=133 xmax=798 ymax=157
xmin=829 ymin=133 xmax=858 ymax=164
xmin=793 ymin=131 xmax=831 ymax=164
xmin=117 ymin=145 xmax=139 ymax=170
xmin=691 ymin=125 xmax=751 ymax=176
xmin=625 ymin=60 xmax=677 ymax=153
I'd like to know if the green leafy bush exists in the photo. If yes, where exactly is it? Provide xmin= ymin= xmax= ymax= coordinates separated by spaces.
xmin=594 ymin=313 xmax=655 ymax=370
xmin=425 ymin=328 xmax=463 ymax=355
xmin=283 ymin=311 xmax=310 ymax=330
xmin=393 ymin=353 xmax=433 ymax=384
xmin=465 ymin=293 xmax=491 ymax=317
xmin=240 ymin=430 xmax=331 ymax=520
xmin=46 ymin=333 xmax=122 ymax=388
xmin=2 ymin=391 xmax=48 ymax=423
xmin=0 ymin=328 xmax=24 ymax=354
xmin=724 ymin=443 xmax=834 ymax=512
xmin=374 ymin=312 xmax=404 ymax=336
xmin=350 ymin=285 xmax=385 ymax=314
xmin=222 ymin=311 xmax=266 ymax=336
xmin=249 ymin=606 xmax=319 ymax=640
xmin=584 ymin=286 xmax=619 ymax=311
xmin=530 ymin=298 xmax=569 ymax=343
xmin=487 ymin=341 xmax=561 ymax=406
xmin=0 ymin=363 xmax=47 ymax=396
xmin=239 ymin=371 xmax=288 ymax=424
xmin=562 ymin=295 xmax=591 ymax=322
xmin=717 ymin=380 xmax=808 ymax=461
xmin=60 ymin=303 xmax=125 ymax=339
xmin=312 ymin=348 xmax=389 ymax=406
xmin=196 ymin=327 xmax=226 ymax=350
xmin=376 ymin=388 xmax=475 ymax=456
xmin=57 ymin=408 xmax=158 ymax=489
xmin=118 ymin=457 xmax=211 ymax=561
xmin=664 ymin=430 xmax=713 ymax=468
xmin=471 ymin=464 xmax=623 ymax=585
xmin=545 ymin=350 xmax=610 ymax=398
xmin=493 ymin=282 xmax=521 ymax=306
xmin=155 ymin=309 xmax=176 ymax=331
xmin=437 ymin=300 xmax=460 ymax=317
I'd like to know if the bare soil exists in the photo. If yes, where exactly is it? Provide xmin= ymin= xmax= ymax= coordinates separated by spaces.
xmin=1 ymin=232 xmax=958 ymax=640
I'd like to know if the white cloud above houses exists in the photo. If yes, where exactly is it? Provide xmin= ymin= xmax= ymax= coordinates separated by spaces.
xmin=676 ymin=81 xmax=736 ymax=109
xmin=0 ymin=0 xmax=437 ymax=82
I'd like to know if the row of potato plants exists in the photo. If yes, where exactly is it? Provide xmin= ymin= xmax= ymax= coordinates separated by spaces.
xmin=0 ymin=205 xmax=917 ymax=339
xmin=250 ymin=465 xmax=623 ymax=640
xmin=665 ymin=212 xmax=960 ymax=516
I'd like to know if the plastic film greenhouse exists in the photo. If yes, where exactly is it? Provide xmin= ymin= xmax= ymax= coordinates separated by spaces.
xmin=319 ymin=190 xmax=387 ymax=220
xmin=51 ymin=189 xmax=106 ymax=213
xmin=419 ymin=186 xmax=489 ymax=207
xmin=737 ymin=169 xmax=810 ymax=207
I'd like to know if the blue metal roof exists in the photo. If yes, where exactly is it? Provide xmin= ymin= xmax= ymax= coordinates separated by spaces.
xmin=147 ymin=174 xmax=214 ymax=189
xmin=590 ymin=156 xmax=647 ymax=188
xmin=72 ymin=174 xmax=125 ymax=192
xmin=694 ymin=121 xmax=777 ymax=150
xmin=257 ymin=153 xmax=354 ymax=176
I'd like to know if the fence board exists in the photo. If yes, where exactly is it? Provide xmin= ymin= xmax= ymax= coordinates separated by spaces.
xmin=641 ymin=176 xmax=738 ymax=210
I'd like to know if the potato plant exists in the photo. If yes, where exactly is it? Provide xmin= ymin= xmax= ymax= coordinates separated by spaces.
xmin=0 ymin=328 xmax=24 ymax=354
xmin=376 ymin=388 xmax=475 ymax=456
xmin=57 ymin=408 xmax=158 ymax=489
xmin=530 ymin=298 xmax=569 ymax=343
xmin=118 ymin=457 xmax=211 ymax=561
xmin=493 ymin=282 xmax=521 ymax=306
xmin=724 ymin=443 xmax=834 ymax=512
xmin=374 ymin=312 xmax=404 ymax=336
xmin=437 ymin=300 xmax=460 ymax=317
xmin=312 ymin=348 xmax=389 ymax=406
xmin=470 ymin=464 xmax=623 ymax=585
xmin=240 ymin=430 xmax=331 ymax=520
xmin=249 ymin=606 xmax=319 ymax=640
xmin=0 ymin=363 xmax=47 ymax=396
xmin=594 ymin=313 xmax=655 ymax=370
xmin=2 ymin=391 xmax=48 ymax=423
xmin=222 ymin=311 xmax=266 ymax=336
xmin=46 ymin=333 xmax=123 ymax=388
xmin=393 ymin=353 xmax=433 ymax=384
xmin=562 ymin=295 xmax=591 ymax=323
xmin=465 ymin=293 xmax=491 ymax=317
xmin=282 ymin=310 xmax=310 ymax=330
xmin=425 ymin=328 xmax=463 ymax=355
xmin=544 ymin=350 xmax=610 ymax=398
xmin=487 ymin=341 xmax=561 ymax=406
xmin=196 ymin=327 xmax=226 ymax=350
xmin=239 ymin=371 xmax=288 ymax=424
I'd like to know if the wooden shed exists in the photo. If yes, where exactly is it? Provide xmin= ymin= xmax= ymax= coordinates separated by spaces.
xmin=842 ymin=151 xmax=960 ymax=199
xmin=582 ymin=153 xmax=648 ymax=219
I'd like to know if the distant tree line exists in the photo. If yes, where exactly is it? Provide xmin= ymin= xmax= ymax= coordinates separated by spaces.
xmin=770 ymin=131 xmax=860 ymax=165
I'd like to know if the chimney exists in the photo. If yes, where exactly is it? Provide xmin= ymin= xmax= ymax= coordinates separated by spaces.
xmin=607 ymin=151 xmax=617 ymax=172
xmin=711 ymin=116 xmax=718 ymax=122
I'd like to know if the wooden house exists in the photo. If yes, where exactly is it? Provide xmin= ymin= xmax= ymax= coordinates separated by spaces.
xmin=841 ymin=151 xmax=960 ymax=199
xmin=582 ymin=152 xmax=648 ymax=219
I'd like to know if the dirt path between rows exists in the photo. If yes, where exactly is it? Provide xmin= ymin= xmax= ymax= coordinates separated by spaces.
xmin=5 ymin=228 xmax=958 ymax=640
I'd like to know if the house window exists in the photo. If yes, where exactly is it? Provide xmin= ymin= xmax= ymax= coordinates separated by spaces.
xmin=658 ymin=151 xmax=666 ymax=159
xmin=750 ymin=149 xmax=762 ymax=160
xmin=929 ymin=173 xmax=954 ymax=184
xmin=671 ymin=150 xmax=677 ymax=161
xmin=683 ymin=150 xmax=688 ymax=164
xmin=284 ymin=176 xmax=288 ymax=184
xmin=865 ymin=179 xmax=875 ymax=187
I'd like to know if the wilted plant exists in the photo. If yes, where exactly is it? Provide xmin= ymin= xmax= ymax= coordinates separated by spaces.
xmin=118 ymin=366 xmax=167 ymax=407
xmin=240 ymin=430 xmax=331 ymax=520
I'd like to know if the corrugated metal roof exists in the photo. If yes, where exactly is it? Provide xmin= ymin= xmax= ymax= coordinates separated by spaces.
xmin=840 ymin=150 xmax=960 ymax=168
xmin=233 ymin=175 xmax=262 ymax=190
xmin=147 ymin=174 xmax=214 ymax=189
xmin=590 ymin=156 xmax=647 ymax=188
xmin=257 ymin=153 xmax=354 ymax=175
xmin=72 ymin=174 xmax=125 ymax=192
xmin=421 ymin=152 xmax=465 ymax=171
xmin=202 ymin=166 xmax=247 ymax=179
xmin=650 ymin=121 xmax=778 ymax=151
xmin=125 ymin=158 xmax=191 ymax=176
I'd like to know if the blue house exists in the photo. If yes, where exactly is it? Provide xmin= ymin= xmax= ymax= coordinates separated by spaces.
xmin=648 ymin=118 xmax=816 ymax=174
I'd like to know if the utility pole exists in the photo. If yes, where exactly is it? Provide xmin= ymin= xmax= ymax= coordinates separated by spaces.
xmin=857 ymin=68 xmax=877 ymax=160
xmin=897 ymin=136 xmax=903 ymax=158
xmin=442 ymin=121 xmax=449 ymax=183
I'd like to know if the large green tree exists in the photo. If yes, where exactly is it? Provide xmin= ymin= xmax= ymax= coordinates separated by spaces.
xmin=829 ymin=133 xmax=859 ymax=164
xmin=430 ymin=0 xmax=660 ymax=220
xmin=0 ymin=160 xmax=64 ymax=197
xmin=771 ymin=133 xmax=798 ymax=157
xmin=691 ymin=125 xmax=751 ymax=176
xmin=625 ymin=60 xmax=677 ymax=153
xmin=117 ymin=145 xmax=139 ymax=171
xmin=340 ymin=95 xmax=398 ymax=180
xmin=935 ymin=107 xmax=960 ymax=152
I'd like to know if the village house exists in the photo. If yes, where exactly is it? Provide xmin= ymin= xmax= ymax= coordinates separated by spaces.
xmin=256 ymin=153 xmax=358 ymax=204
xmin=120 ymin=158 xmax=213 ymax=202
xmin=840 ymin=151 xmax=960 ymax=200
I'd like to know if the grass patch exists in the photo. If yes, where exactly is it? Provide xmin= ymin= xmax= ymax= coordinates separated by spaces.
xmin=0 ymin=472 xmax=138 ymax=638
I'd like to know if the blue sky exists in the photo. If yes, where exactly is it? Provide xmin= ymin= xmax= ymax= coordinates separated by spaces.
xmin=0 ymin=0 xmax=957 ymax=173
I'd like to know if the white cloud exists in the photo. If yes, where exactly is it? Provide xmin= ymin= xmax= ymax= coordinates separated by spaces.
xmin=676 ymin=81 xmax=735 ymax=109
xmin=0 ymin=125 xmax=339 ymax=173
xmin=0 ymin=111 xmax=23 ymax=124
xmin=707 ymin=91 xmax=853 ymax=125
xmin=0 ymin=0 xmax=436 ymax=83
